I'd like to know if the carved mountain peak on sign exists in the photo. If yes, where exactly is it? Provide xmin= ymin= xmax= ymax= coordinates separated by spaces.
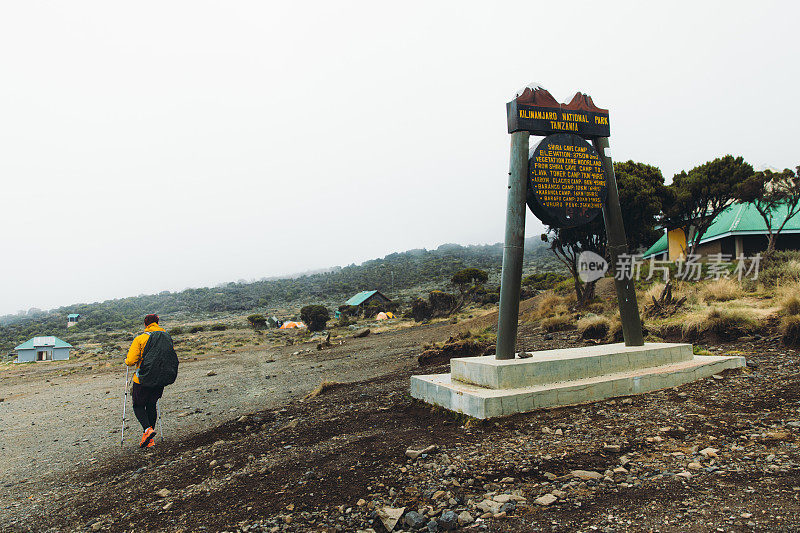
xmin=514 ymin=85 xmax=560 ymax=107
xmin=563 ymin=92 xmax=608 ymax=114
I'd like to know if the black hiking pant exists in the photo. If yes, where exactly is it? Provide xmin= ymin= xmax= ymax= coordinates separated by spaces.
xmin=131 ymin=382 xmax=164 ymax=431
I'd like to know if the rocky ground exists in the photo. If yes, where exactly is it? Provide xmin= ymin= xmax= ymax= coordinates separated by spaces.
xmin=2 ymin=312 xmax=799 ymax=532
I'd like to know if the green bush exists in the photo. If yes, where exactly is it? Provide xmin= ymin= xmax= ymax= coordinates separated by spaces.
xmin=553 ymin=279 xmax=574 ymax=295
xmin=757 ymin=251 xmax=800 ymax=287
xmin=210 ymin=323 xmax=227 ymax=331
xmin=247 ymin=314 xmax=267 ymax=329
xmin=169 ymin=326 xmax=184 ymax=335
xmin=411 ymin=298 xmax=432 ymax=322
xmin=300 ymin=305 xmax=330 ymax=332
xmin=189 ymin=325 xmax=205 ymax=333
xmin=523 ymin=272 xmax=569 ymax=291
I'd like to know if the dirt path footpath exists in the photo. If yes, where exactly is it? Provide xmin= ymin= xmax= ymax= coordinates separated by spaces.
xmin=0 ymin=321 xmax=451 ymax=518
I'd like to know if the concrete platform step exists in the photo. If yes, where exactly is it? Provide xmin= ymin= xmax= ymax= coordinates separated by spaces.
xmin=451 ymin=342 xmax=693 ymax=389
xmin=411 ymin=354 xmax=745 ymax=419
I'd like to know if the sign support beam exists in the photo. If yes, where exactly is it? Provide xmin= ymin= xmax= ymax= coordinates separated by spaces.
xmin=593 ymin=136 xmax=644 ymax=346
xmin=496 ymin=131 xmax=529 ymax=359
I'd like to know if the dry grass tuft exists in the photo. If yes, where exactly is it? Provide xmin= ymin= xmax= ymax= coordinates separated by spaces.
xmin=303 ymin=381 xmax=344 ymax=400
xmin=700 ymin=279 xmax=744 ymax=302
xmin=780 ymin=315 xmax=800 ymax=346
xmin=577 ymin=315 xmax=610 ymax=340
xmin=536 ymin=294 xmax=567 ymax=318
xmin=779 ymin=285 xmax=800 ymax=316
xmin=681 ymin=307 xmax=760 ymax=339
xmin=541 ymin=314 xmax=575 ymax=332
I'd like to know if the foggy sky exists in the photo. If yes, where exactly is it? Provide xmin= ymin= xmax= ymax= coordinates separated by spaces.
xmin=1 ymin=1 xmax=798 ymax=315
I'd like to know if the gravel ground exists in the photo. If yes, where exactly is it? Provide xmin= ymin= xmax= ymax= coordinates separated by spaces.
xmin=2 ymin=312 xmax=799 ymax=532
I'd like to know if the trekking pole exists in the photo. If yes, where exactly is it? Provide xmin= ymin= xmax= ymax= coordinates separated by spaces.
xmin=157 ymin=398 xmax=164 ymax=442
xmin=121 ymin=366 xmax=129 ymax=446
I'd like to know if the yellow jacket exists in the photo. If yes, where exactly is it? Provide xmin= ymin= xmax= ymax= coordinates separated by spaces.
xmin=125 ymin=323 xmax=166 ymax=384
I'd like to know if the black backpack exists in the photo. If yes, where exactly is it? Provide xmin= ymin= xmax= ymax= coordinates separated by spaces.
xmin=137 ymin=330 xmax=179 ymax=387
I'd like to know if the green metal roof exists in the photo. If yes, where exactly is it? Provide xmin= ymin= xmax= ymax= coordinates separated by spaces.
xmin=345 ymin=290 xmax=379 ymax=306
xmin=642 ymin=201 xmax=800 ymax=258
xmin=15 ymin=336 xmax=73 ymax=350
xmin=67 ymin=314 xmax=80 ymax=319
xmin=642 ymin=233 xmax=669 ymax=258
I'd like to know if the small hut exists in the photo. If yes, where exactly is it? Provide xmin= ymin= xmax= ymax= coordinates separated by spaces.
xmin=15 ymin=336 xmax=73 ymax=362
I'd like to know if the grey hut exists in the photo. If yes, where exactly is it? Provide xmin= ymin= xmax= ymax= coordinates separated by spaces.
xmin=14 ymin=336 xmax=73 ymax=362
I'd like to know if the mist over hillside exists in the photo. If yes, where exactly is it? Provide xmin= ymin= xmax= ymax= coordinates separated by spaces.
xmin=0 ymin=239 xmax=560 ymax=351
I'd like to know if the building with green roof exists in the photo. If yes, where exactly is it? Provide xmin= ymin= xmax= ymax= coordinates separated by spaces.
xmin=643 ymin=202 xmax=800 ymax=259
xmin=344 ymin=290 xmax=391 ymax=307
xmin=14 ymin=336 xmax=73 ymax=362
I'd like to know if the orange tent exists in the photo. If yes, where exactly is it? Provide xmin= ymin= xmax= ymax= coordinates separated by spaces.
xmin=279 ymin=321 xmax=306 ymax=329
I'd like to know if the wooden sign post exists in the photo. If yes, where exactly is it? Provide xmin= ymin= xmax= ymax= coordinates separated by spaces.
xmin=496 ymin=84 xmax=643 ymax=360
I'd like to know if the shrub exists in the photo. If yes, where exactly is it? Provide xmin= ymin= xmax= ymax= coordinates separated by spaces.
xmin=578 ymin=315 xmax=610 ymax=339
xmin=780 ymin=292 xmax=800 ymax=316
xmin=536 ymin=294 xmax=568 ymax=319
xmin=210 ymin=323 xmax=227 ymax=331
xmin=169 ymin=326 xmax=184 ymax=335
xmin=428 ymin=290 xmax=459 ymax=316
xmin=337 ymin=305 xmax=359 ymax=317
xmin=681 ymin=307 xmax=760 ymax=339
xmin=411 ymin=298 xmax=432 ymax=322
xmin=247 ymin=314 xmax=267 ymax=329
xmin=780 ymin=315 xmax=800 ymax=346
xmin=300 ymin=305 xmax=330 ymax=332
xmin=608 ymin=317 xmax=623 ymax=342
xmin=523 ymin=272 xmax=569 ymax=291
xmin=189 ymin=325 xmax=205 ymax=333
xmin=480 ymin=290 xmax=500 ymax=305
xmin=757 ymin=251 xmax=800 ymax=287
xmin=337 ymin=316 xmax=356 ymax=328
xmin=553 ymin=279 xmax=574 ymax=295
xmin=541 ymin=314 xmax=575 ymax=332
xmin=700 ymin=279 xmax=744 ymax=302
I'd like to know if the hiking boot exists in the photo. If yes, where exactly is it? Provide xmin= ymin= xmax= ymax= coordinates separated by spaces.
xmin=139 ymin=427 xmax=155 ymax=448
xmin=145 ymin=438 xmax=156 ymax=448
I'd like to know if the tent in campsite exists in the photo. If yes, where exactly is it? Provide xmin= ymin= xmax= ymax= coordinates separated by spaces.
xmin=279 ymin=321 xmax=306 ymax=329
xmin=375 ymin=312 xmax=395 ymax=320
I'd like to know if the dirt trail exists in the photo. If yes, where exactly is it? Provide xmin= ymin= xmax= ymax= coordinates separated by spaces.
xmin=0 ymin=313 xmax=489 ymax=513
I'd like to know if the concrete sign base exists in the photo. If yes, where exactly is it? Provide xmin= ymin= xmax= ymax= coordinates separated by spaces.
xmin=410 ymin=343 xmax=744 ymax=419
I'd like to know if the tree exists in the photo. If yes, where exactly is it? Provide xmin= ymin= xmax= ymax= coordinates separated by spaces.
xmin=614 ymin=161 xmax=669 ymax=252
xmin=662 ymin=155 xmax=753 ymax=257
xmin=451 ymin=268 xmax=489 ymax=295
xmin=247 ymin=314 xmax=266 ymax=329
xmin=736 ymin=165 xmax=800 ymax=254
xmin=543 ymin=160 xmax=667 ymax=305
xmin=300 ymin=305 xmax=330 ymax=332
xmin=543 ymin=217 xmax=606 ymax=306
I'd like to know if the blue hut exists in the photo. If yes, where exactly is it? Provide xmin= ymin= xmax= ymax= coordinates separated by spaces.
xmin=14 ymin=336 xmax=73 ymax=362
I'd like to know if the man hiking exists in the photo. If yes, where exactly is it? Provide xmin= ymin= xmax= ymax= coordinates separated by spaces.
xmin=125 ymin=314 xmax=179 ymax=448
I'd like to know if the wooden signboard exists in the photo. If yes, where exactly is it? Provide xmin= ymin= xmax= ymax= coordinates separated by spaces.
xmin=527 ymin=133 xmax=607 ymax=228
xmin=495 ymin=83 xmax=644 ymax=358
xmin=507 ymin=85 xmax=610 ymax=138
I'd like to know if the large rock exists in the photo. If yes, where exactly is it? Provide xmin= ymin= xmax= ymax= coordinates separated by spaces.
xmin=535 ymin=494 xmax=558 ymax=506
xmin=457 ymin=511 xmax=474 ymax=526
xmin=406 ymin=445 xmax=438 ymax=460
xmin=475 ymin=499 xmax=501 ymax=513
xmin=377 ymin=507 xmax=405 ymax=531
xmin=570 ymin=469 xmax=603 ymax=480
xmin=404 ymin=510 xmax=427 ymax=530
xmin=438 ymin=510 xmax=458 ymax=530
